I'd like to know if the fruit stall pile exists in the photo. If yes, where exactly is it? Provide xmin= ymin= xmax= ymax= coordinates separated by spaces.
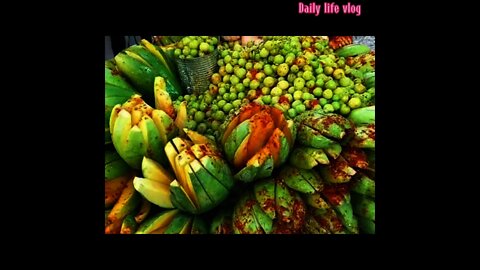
xmin=105 ymin=36 xmax=375 ymax=234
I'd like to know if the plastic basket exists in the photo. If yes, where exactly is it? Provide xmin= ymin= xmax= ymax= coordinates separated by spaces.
xmin=175 ymin=50 xmax=219 ymax=95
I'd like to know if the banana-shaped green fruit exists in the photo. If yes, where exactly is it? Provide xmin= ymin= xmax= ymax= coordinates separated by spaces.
xmin=303 ymin=192 xmax=349 ymax=234
xmin=364 ymin=72 xmax=375 ymax=89
xmin=232 ymin=177 xmax=306 ymax=234
xmin=350 ymin=173 xmax=375 ymax=198
xmin=105 ymin=65 xmax=136 ymax=92
xmin=317 ymin=155 xmax=357 ymax=183
xmin=288 ymin=146 xmax=329 ymax=169
xmin=105 ymin=66 xmax=137 ymax=144
xmin=114 ymin=40 xmax=183 ymax=104
xmin=136 ymin=209 xmax=207 ymax=234
xmin=155 ymin=43 xmax=179 ymax=76
xmin=351 ymin=192 xmax=375 ymax=234
xmin=295 ymin=110 xmax=352 ymax=150
xmin=109 ymin=95 xmax=177 ymax=169
xmin=105 ymin=148 xmax=133 ymax=208
xmin=306 ymin=207 xmax=348 ymax=234
xmin=281 ymin=165 xmax=324 ymax=194
xmin=105 ymin=148 xmax=132 ymax=180
xmin=163 ymin=134 xmax=235 ymax=214
xmin=133 ymin=157 xmax=175 ymax=208
xmin=349 ymin=124 xmax=375 ymax=149
xmin=105 ymin=179 xmax=141 ymax=234
xmin=321 ymin=183 xmax=358 ymax=234
xmin=135 ymin=209 xmax=179 ymax=234
xmin=154 ymin=76 xmax=176 ymax=119
xmin=335 ymin=44 xmax=371 ymax=58
xmin=219 ymin=102 xmax=296 ymax=183
xmin=296 ymin=110 xmax=352 ymax=139
xmin=341 ymin=146 xmax=369 ymax=169
xmin=114 ymin=52 xmax=156 ymax=105
xmin=140 ymin=39 xmax=177 ymax=78
xmin=351 ymin=193 xmax=375 ymax=222
xmin=105 ymin=174 xmax=131 ymax=209
xmin=302 ymin=214 xmax=330 ymax=234
xmin=348 ymin=106 xmax=375 ymax=126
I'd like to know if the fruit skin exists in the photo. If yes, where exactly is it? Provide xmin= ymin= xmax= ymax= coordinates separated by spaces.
xmin=105 ymin=66 xmax=136 ymax=92
xmin=294 ymin=111 xmax=353 ymax=152
xmin=281 ymin=166 xmax=324 ymax=194
xmin=350 ymin=173 xmax=375 ymax=199
xmin=288 ymin=147 xmax=330 ymax=170
xmin=135 ymin=209 xmax=179 ymax=234
xmin=297 ymin=125 xmax=337 ymax=149
xmin=351 ymin=192 xmax=375 ymax=234
xmin=135 ymin=209 xmax=207 ymax=234
xmin=114 ymin=52 xmax=158 ymax=104
xmin=133 ymin=176 xmax=174 ymax=209
xmin=141 ymin=39 xmax=183 ymax=99
xmin=348 ymin=106 xmax=375 ymax=126
xmin=232 ymin=177 xmax=306 ymax=234
xmin=114 ymin=42 xmax=183 ymax=105
xmin=163 ymin=212 xmax=192 ymax=234
xmin=156 ymin=44 xmax=179 ymax=74
xmin=105 ymin=147 xmax=134 ymax=208
xmin=170 ymin=180 xmax=198 ymax=214
xmin=335 ymin=44 xmax=371 ymax=58
xmin=296 ymin=110 xmax=352 ymax=140
xmin=317 ymin=155 xmax=357 ymax=183
xmin=110 ymin=95 xmax=175 ymax=170
xmin=126 ymin=45 xmax=168 ymax=76
xmin=219 ymin=103 xmax=296 ymax=183
xmin=321 ymin=183 xmax=358 ymax=234
xmin=349 ymin=125 xmax=375 ymax=149
xmin=163 ymin=134 xmax=235 ymax=215
xmin=105 ymin=66 xmax=136 ymax=144
xmin=105 ymin=149 xmax=131 ymax=181
xmin=351 ymin=193 xmax=375 ymax=221
xmin=141 ymin=39 xmax=177 ymax=77
xmin=105 ymin=174 xmax=131 ymax=208
xmin=364 ymin=72 xmax=375 ymax=89
xmin=120 ymin=214 xmax=138 ymax=234
xmin=174 ymin=102 xmax=187 ymax=136
xmin=105 ymin=179 xmax=141 ymax=234
xmin=154 ymin=76 xmax=176 ymax=119
xmin=232 ymin=191 xmax=264 ymax=234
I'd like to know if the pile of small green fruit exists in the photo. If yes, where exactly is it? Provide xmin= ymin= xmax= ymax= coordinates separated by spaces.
xmin=172 ymin=36 xmax=375 ymax=138
xmin=173 ymin=36 xmax=219 ymax=59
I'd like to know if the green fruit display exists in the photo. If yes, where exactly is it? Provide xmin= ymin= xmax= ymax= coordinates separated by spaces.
xmin=109 ymin=95 xmax=178 ymax=169
xmin=104 ymin=36 xmax=375 ymax=234
xmin=219 ymin=102 xmax=296 ymax=183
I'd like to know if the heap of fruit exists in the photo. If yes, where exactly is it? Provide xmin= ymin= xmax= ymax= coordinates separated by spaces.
xmin=104 ymin=36 xmax=375 ymax=234
xmin=170 ymin=36 xmax=375 ymax=140
xmin=173 ymin=36 xmax=219 ymax=59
